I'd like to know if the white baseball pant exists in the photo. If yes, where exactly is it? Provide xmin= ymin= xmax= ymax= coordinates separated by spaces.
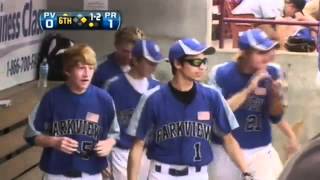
xmin=208 ymin=143 xmax=283 ymax=180
xmin=111 ymin=147 xmax=150 ymax=180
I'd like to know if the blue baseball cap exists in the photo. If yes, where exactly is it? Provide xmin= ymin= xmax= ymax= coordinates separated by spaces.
xmin=169 ymin=38 xmax=216 ymax=62
xmin=239 ymin=28 xmax=279 ymax=51
xmin=292 ymin=28 xmax=314 ymax=43
xmin=132 ymin=40 xmax=167 ymax=63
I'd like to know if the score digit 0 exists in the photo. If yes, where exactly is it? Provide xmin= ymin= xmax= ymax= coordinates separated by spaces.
xmin=40 ymin=12 xmax=57 ymax=29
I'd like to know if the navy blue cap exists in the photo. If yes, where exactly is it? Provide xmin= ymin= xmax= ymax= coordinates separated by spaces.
xmin=239 ymin=28 xmax=279 ymax=51
xmin=292 ymin=28 xmax=314 ymax=43
xmin=132 ymin=40 xmax=167 ymax=63
xmin=168 ymin=38 xmax=215 ymax=62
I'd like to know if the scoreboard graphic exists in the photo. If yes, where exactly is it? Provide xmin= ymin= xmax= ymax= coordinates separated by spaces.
xmin=39 ymin=11 xmax=121 ymax=30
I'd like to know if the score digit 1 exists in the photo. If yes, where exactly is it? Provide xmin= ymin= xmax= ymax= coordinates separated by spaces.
xmin=103 ymin=11 xmax=121 ymax=31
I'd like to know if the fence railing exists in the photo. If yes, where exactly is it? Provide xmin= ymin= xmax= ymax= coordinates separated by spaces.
xmin=218 ymin=1 xmax=320 ymax=48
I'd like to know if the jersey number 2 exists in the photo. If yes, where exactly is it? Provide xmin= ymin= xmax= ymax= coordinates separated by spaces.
xmin=193 ymin=142 xmax=201 ymax=161
xmin=245 ymin=115 xmax=262 ymax=132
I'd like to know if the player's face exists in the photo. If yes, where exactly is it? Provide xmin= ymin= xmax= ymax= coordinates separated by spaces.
xmin=284 ymin=1 xmax=296 ymax=17
xmin=135 ymin=58 xmax=158 ymax=77
xmin=115 ymin=42 xmax=134 ymax=66
xmin=66 ymin=62 xmax=95 ymax=93
xmin=248 ymin=50 xmax=273 ymax=71
xmin=177 ymin=54 xmax=208 ymax=81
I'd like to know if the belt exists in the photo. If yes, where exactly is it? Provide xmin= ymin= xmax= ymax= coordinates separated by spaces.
xmin=63 ymin=170 xmax=82 ymax=178
xmin=155 ymin=165 xmax=201 ymax=176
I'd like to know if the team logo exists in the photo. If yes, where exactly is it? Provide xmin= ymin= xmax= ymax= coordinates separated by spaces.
xmin=197 ymin=111 xmax=210 ymax=121
xmin=86 ymin=112 xmax=100 ymax=123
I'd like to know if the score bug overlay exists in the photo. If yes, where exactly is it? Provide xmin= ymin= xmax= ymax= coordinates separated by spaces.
xmin=39 ymin=11 xmax=121 ymax=30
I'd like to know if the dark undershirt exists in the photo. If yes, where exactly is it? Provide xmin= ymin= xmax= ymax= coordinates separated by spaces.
xmin=168 ymin=81 xmax=196 ymax=105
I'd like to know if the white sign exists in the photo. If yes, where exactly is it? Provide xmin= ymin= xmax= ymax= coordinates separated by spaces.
xmin=0 ymin=0 xmax=46 ymax=91
xmin=84 ymin=0 xmax=108 ymax=10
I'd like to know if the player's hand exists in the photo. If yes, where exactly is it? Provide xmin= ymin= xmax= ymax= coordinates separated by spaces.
xmin=52 ymin=136 xmax=79 ymax=154
xmin=270 ymin=79 xmax=282 ymax=97
xmin=247 ymin=71 xmax=270 ymax=93
xmin=94 ymin=138 xmax=116 ymax=157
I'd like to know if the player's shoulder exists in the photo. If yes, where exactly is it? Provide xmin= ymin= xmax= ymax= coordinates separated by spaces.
xmin=90 ymin=85 xmax=113 ymax=102
xmin=148 ymin=77 xmax=161 ymax=88
xmin=45 ymin=84 xmax=67 ymax=97
xmin=96 ymin=53 xmax=117 ymax=70
xmin=141 ymin=84 xmax=163 ymax=102
xmin=199 ymin=83 xmax=222 ymax=98
xmin=104 ymin=74 xmax=123 ymax=89
xmin=210 ymin=61 xmax=236 ymax=78
xmin=40 ymin=84 xmax=70 ymax=104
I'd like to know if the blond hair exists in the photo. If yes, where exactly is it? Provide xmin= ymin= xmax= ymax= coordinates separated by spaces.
xmin=235 ymin=49 xmax=255 ymax=62
xmin=63 ymin=44 xmax=97 ymax=72
xmin=114 ymin=26 xmax=145 ymax=45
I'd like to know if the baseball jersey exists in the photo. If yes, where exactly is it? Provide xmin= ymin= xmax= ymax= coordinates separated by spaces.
xmin=127 ymin=82 xmax=239 ymax=166
xmin=105 ymin=74 xmax=160 ymax=149
xmin=92 ymin=53 xmax=123 ymax=88
xmin=209 ymin=61 xmax=283 ymax=149
xmin=24 ymin=84 xmax=120 ymax=175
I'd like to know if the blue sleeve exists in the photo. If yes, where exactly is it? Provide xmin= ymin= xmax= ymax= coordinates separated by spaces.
xmin=208 ymin=65 xmax=223 ymax=92
xmin=104 ymin=97 xmax=120 ymax=140
xmin=208 ymin=64 xmax=231 ymax=98
xmin=268 ymin=64 xmax=284 ymax=124
xmin=24 ymin=93 xmax=52 ymax=145
xmin=211 ymin=90 xmax=239 ymax=136
xmin=127 ymin=92 xmax=156 ymax=140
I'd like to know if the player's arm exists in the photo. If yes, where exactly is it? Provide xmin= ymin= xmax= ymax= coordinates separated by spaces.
xmin=268 ymin=79 xmax=285 ymax=116
xmin=35 ymin=135 xmax=79 ymax=154
xmin=95 ymin=98 xmax=119 ymax=157
xmin=211 ymin=90 xmax=253 ymax=178
xmin=126 ymin=89 xmax=157 ymax=180
xmin=227 ymin=71 xmax=270 ymax=111
xmin=222 ymin=133 xmax=249 ymax=174
xmin=24 ymin=99 xmax=79 ymax=154
xmin=276 ymin=120 xmax=300 ymax=157
xmin=128 ymin=139 xmax=145 ymax=180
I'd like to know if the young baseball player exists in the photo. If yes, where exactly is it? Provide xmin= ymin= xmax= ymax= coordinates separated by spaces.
xmin=92 ymin=26 xmax=145 ymax=88
xmin=208 ymin=28 xmax=300 ymax=180
xmin=24 ymin=44 xmax=120 ymax=180
xmin=127 ymin=38 xmax=252 ymax=180
xmin=105 ymin=39 xmax=166 ymax=180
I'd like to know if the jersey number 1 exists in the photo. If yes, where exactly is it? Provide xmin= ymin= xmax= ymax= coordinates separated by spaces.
xmin=193 ymin=142 xmax=201 ymax=161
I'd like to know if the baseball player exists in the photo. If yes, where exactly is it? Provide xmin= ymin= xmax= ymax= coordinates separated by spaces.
xmin=104 ymin=39 xmax=166 ymax=180
xmin=127 ymin=38 xmax=252 ymax=180
xmin=208 ymin=28 xmax=300 ymax=180
xmin=92 ymin=26 xmax=145 ymax=88
xmin=24 ymin=44 xmax=120 ymax=180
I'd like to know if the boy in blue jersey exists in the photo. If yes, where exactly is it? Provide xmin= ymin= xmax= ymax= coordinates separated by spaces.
xmin=24 ymin=44 xmax=120 ymax=180
xmin=92 ymin=27 xmax=145 ymax=88
xmin=208 ymin=28 xmax=300 ymax=180
xmin=105 ymin=39 xmax=166 ymax=180
xmin=127 ymin=38 xmax=252 ymax=180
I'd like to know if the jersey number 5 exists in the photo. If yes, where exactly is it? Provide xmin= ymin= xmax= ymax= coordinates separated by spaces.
xmin=193 ymin=142 xmax=201 ymax=161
